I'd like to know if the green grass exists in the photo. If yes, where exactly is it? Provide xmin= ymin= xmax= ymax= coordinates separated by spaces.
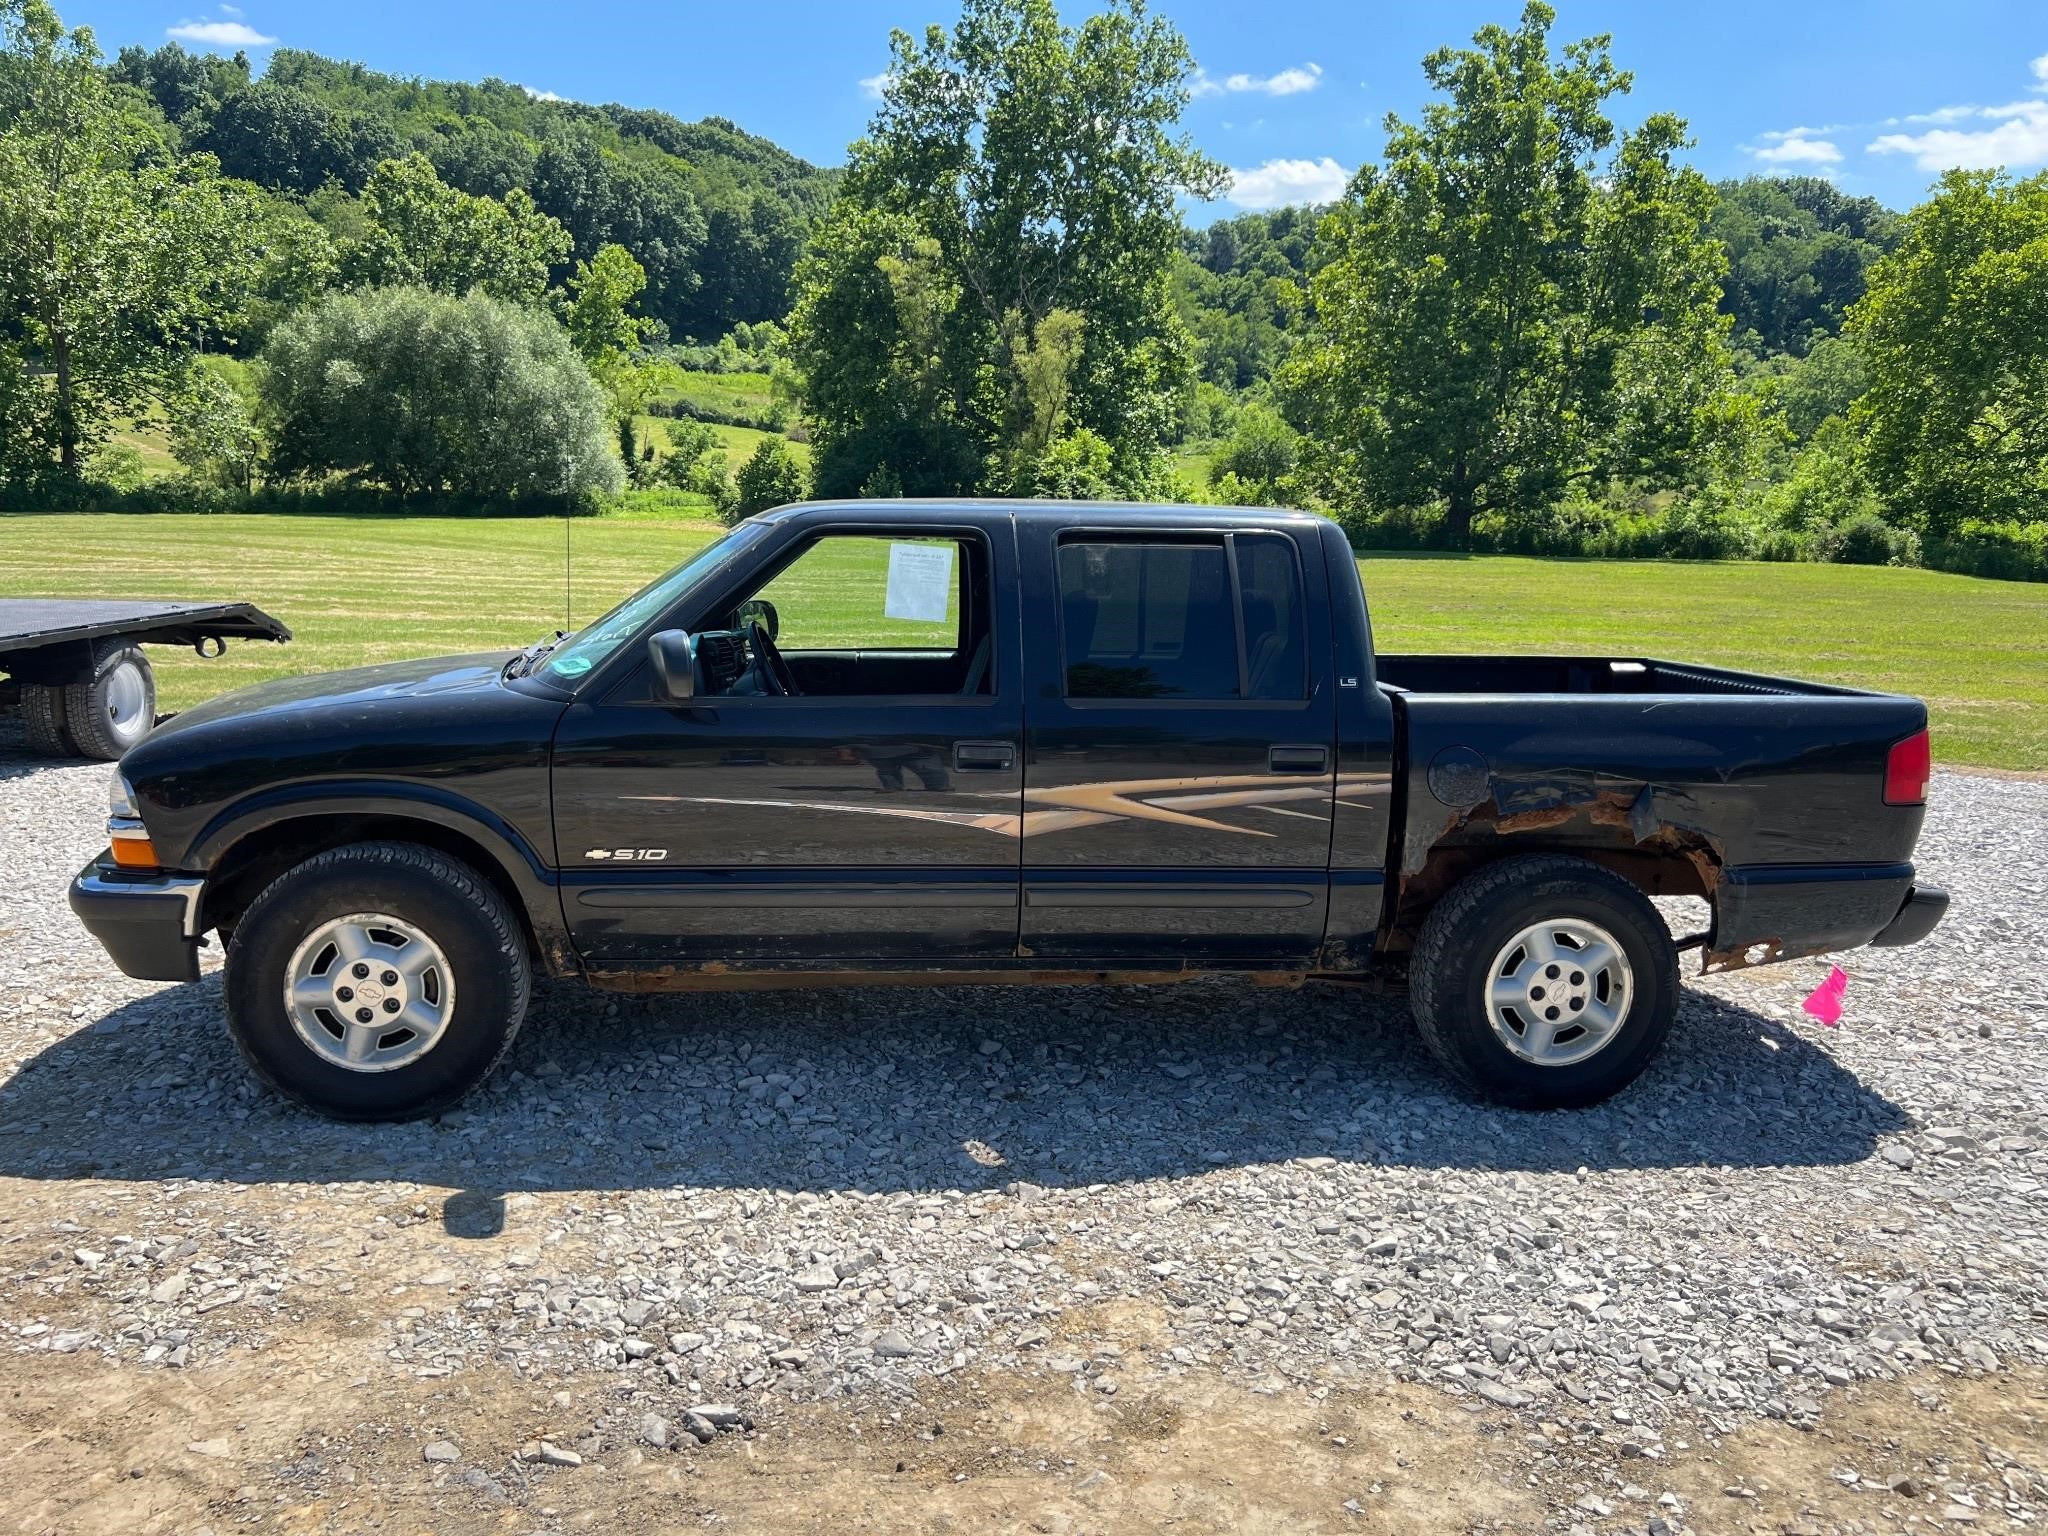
xmin=2 ymin=513 xmax=2042 ymax=769
xmin=636 ymin=415 xmax=812 ymax=472
xmin=657 ymin=369 xmax=777 ymax=421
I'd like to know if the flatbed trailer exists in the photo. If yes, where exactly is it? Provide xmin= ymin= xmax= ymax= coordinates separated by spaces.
xmin=0 ymin=599 xmax=290 ymax=761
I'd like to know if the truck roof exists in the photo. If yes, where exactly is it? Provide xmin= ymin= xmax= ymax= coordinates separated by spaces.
xmin=758 ymin=499 xmax=1333 ymax=532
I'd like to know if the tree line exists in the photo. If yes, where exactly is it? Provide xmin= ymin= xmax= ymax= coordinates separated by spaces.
xmin=1 ymin=0 xmax=2042 ymax=582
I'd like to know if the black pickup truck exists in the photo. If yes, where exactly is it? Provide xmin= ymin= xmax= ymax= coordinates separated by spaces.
xmin=69 ymin=501 xmax=1946 ymax=1120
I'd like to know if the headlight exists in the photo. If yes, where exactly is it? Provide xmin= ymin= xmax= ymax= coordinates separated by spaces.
xmin=107 ymin=774 xmax=159 ymax=870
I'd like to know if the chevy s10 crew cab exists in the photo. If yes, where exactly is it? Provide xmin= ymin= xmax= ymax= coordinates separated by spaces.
xmin=70 ymin=501 xmax=1947 ymax=1120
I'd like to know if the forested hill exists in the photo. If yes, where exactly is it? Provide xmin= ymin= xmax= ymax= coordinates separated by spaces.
xmin=1710 ymin=177 xmax=1902 ymax=358
xmin=107 ymin=42 xmax=839 ymax=342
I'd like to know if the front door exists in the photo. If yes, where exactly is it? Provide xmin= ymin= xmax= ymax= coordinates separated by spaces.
xmin=552 ymin=515 xmax=1024 ymax=966
xmin=1017 ymin=522 xmax=1336 ymax=961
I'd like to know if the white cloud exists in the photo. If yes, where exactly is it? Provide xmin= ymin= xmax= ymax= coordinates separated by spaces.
xmin=1225 ymin=156 xmax=1350 ymax=210
xmin=166 ymin=17 xmax=275 ymax=46
xmin=219 ymin=2 xmax=242 ymax=13
xmin=1863 ymin=49 xmax=2048 ymax=172
xmin=1192 ymin=62 xmax=1323 ymax=99
xmin=859 ymin=71 xmax=895 ymax=101
xmin=1751 ymin=134 xmax=1843 ymax=166
xmin=523 ymin=86 xmax=569 ymax=103
xmin=1869 ymin=103 xmax=2048 ymax=171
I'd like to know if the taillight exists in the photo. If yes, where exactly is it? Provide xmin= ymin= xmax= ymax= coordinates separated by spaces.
xmin=1884 ymin=729 xmax=1931 ymax=806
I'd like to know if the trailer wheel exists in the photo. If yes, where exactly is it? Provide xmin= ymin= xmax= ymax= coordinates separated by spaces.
xmin=62 ymin=641 xmax=156 ymax=760
xmin=20 ymin=684 xmax=70 ymax=756
xmin=1410 ymin=855 xmax=1678 ymax=1109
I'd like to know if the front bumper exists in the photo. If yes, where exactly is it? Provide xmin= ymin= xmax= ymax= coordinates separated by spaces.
xmin=68 ymin=855 xmax=206 ymax=983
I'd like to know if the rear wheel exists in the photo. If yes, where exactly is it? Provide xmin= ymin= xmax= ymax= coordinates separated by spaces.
xmin=20 ymin=684 xmax=70 ymax=756
xmin=1410 ymin=855 xmax=1677 ymax=1109
xmin=62 ymin=641 xmax=156 ymax=760
xmin=225 ymin=841 xmax=531 ymax=1121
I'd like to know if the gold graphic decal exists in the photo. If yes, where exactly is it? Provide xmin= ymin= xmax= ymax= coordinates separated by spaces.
xmin=620 ymin=772 xmax=1379 ymax=839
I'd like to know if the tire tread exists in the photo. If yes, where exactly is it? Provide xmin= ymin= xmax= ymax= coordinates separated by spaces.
xmin=20 ymin=684 xmax=70 ymax=756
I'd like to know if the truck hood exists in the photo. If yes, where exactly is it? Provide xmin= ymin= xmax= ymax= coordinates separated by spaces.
xmin=154 ymin=653 xmax=518 ymax=737
xmin=118 ymin=651 xmax=569 ymax=869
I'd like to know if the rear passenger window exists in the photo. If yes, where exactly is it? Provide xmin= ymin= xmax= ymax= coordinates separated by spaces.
xmin=1236 ymin=533 xmax=1306 ymax=701
xmin=1056 ymin=534 xmax=1307 ymax=701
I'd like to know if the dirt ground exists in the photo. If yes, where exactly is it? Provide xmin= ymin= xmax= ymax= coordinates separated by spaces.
xmin=5 ymin=1281 xmax=2043 ymax=1536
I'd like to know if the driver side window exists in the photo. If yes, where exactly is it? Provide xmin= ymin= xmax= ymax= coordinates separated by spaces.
xmin=715 ymin=532 xmax=993 ymax=699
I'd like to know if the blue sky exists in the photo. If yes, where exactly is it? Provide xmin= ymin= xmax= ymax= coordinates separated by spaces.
xmin=59 ymin=0 xmax=2048 ymax=213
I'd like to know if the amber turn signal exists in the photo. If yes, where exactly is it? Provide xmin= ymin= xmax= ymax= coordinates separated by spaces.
xmin=109 ymin=833 xmax=161 ymax=870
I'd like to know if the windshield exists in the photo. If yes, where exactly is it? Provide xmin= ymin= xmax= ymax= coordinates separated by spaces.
xmin=539 ymin=521 xmax=772 ymax=685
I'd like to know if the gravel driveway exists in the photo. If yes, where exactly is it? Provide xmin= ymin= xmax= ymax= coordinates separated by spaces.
xmin=2 ymin=726 xmax=2044 ymax=1531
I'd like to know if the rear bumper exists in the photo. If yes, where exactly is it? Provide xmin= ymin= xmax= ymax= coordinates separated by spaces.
xmin=1709 ymin=862 xmax=1946 ymax=967
xmin=1871 ymin=882 xmax=1949 ymax=947
xmin=67 ymin=856 xmax=205 ymax=983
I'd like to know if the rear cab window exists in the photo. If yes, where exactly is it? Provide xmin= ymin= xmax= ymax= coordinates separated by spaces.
xmin=1055 ymin=531 xmax=1307 ymax=702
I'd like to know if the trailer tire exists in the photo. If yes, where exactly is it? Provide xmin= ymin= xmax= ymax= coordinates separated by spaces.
xmin=62 ymin=641 xmax=156 ymax=761
xmin=1410 ymin=855 xmax=1677 ymax=1110
xmin=20 ymin=684 xmax=70 ymax=756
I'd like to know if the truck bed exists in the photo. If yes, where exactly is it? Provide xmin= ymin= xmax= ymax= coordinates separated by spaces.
xmin=1376 ymin=654 xmax=1875 ymax=699
xmin=1377 ymin=652 xmax=1931 ymax=970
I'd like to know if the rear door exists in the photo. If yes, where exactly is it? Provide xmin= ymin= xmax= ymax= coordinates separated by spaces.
xmin=1017 ymin=521 xmax=1336 ymax=961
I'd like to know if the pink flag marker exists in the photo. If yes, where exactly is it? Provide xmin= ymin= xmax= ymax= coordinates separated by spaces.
xmin=1802 ymin=966 xmax=1849 ymax=1027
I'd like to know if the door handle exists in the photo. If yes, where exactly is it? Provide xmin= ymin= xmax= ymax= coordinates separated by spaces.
xmin=954 ymin=740 xmax=1015 ymax=772
xmin=1268 ymin=744 xmax=1329 ymax=774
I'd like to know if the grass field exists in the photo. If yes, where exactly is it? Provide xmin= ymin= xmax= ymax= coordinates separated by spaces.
xmin=2 ymin=512 xmax=2042 ymax=769
xmin=636 ymin=414 xmax=812 ymax=472
xmin=658 ymin=369 xmax=778 ymax=420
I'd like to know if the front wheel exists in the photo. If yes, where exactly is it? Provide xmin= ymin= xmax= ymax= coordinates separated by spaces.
xmin=225 ymin=842 xmax=531 ymax=1121
xmin=1409 ymin=855 xmax=1678 ymax=1109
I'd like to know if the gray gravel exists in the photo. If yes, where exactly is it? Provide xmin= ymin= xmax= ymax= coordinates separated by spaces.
xmin=3 ymin=724 xmax=2045 ymax=1469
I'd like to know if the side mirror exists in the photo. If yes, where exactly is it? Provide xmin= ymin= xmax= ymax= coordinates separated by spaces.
xmin=732 ymin=597 xmax=779 ymax=641
xmin=647 ymin=629 xmax=697 ymax=701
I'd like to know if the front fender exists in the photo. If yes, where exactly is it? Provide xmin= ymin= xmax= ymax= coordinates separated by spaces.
xmin=186 ymin=779 xmax=574 ymax=974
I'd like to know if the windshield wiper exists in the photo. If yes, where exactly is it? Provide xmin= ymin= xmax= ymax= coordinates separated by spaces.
xmin=503 ymin=631 xmax=567 ymax=680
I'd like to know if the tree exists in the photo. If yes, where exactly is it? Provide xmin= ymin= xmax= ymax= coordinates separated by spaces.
xmin=1850 ymin=169 xmax=2048 ymax=536
xmin=1711 ymin=177 xmax=1900 ymax=357
xmin=1281 ymin=3 xmax=1734 ymax=546
xmin=108 ymin=40 xmax=249 ymax=132
xmin=565 ymin=242 xmax=654 ymax=366
xmin=531 ymin=126 xmax=706 ymax=336
xmin=790 ymin=0 xmax=1225 ymax=498
xmin=346 ymin=153 xmax=571 ymax=307
xmin=1770 ymin=333 xmax=1866 ymax=442
xmin=196 ymin=79 xmax=351 ymax=192
xmin=1208 ymin=402 xmax=1300 ymax=504
xmin=259 ymin=285 xmax=622 ymax=500
xmin=0 ymin=0 xmax=266 ymax=474
xmin=791 ymin=209 xmax=986 ymax=497
xmin=167 ymin=357 xmax=259 ymax=490
xmin=730 ymin=435 xmax=806 ymax=520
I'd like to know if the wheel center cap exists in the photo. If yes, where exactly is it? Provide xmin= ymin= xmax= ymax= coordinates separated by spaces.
xmin=356 ymin=980 xmax=387 ymax=1004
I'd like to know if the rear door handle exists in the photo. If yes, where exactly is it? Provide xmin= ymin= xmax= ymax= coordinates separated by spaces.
xmin=954 ymin=740 xmax=1015 ymax=772
xmin=1268 ymin=744 xmax=1329 ymax=774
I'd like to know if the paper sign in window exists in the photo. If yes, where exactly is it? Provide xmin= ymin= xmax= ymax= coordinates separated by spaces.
xmin=884 ymin=543 xmax=953 ymax=623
